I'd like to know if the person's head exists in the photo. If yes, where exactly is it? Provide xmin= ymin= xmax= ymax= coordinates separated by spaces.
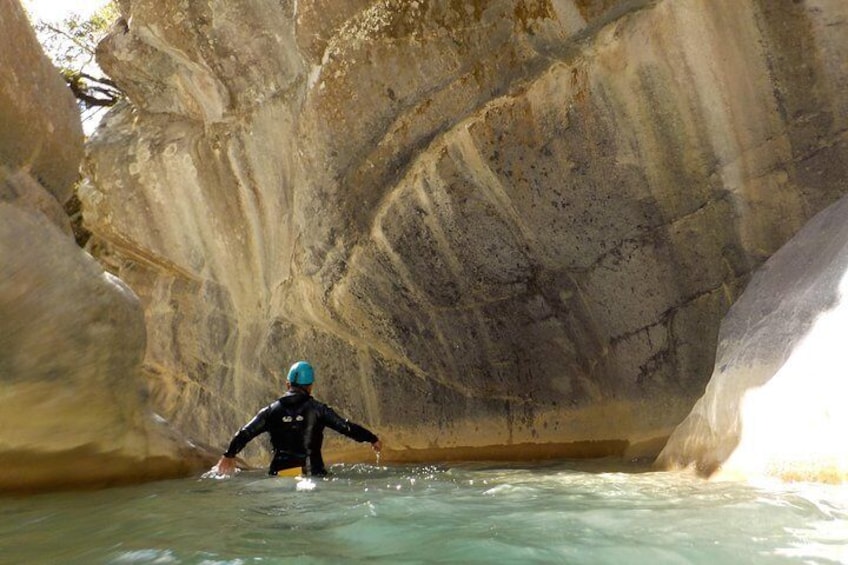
xmin=286 ymin=360 xmax=314 ymax=393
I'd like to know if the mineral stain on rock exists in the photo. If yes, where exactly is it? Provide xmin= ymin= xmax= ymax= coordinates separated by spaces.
xmin=77 ymin=0 xmax=848 ymax=474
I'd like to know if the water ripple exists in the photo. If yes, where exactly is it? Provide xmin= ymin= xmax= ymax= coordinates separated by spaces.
xmin=3 ymin=461 xmax=848 ymax=564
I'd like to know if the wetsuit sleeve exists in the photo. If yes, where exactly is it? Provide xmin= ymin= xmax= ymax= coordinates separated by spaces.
xmin=223 ymin=405 xmax=271 ymax=457
xmin=318 ymin=403 xmax=379 ymax=444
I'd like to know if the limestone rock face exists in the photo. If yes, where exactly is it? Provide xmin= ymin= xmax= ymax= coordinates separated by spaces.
xmin=0 ymin=0 xmax=208 ymax=493
xmin=0 ymin=0 xmax=83 ymax=206
xmin=83 ymin=0 xmax=848 ymax=466
xmin=656 ymin=193 xmax=848 ymax=482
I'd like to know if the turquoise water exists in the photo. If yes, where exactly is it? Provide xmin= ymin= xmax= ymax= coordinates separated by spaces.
xmin=3 ymin=460 xmax=848 ymax=564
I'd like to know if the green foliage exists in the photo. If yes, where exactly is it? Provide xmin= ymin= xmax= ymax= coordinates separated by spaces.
xmin=32 ymin=1 xmax=123 ymax=123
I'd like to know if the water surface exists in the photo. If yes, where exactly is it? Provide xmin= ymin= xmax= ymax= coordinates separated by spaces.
xmin=4 ymin=460 xmax=848 ymax=564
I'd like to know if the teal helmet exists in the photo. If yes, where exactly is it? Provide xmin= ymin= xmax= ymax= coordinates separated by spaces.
xmin=287 ymin=361 xmax=314 ymax=386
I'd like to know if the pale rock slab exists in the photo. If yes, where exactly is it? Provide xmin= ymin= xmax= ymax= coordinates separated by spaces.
xmin=657 ymin=192 xmax=848 ymax=482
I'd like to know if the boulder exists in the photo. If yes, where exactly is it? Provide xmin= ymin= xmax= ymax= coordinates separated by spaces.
xmin=0 ymin=0 xmax=83 ymax=205
xmin=0 ymin=0 xmax=211 ymax=493
xmin=656 ymin=192 xmax=848 ymax=482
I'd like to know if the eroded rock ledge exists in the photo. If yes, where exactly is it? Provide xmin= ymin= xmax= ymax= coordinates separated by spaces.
xmin=82 ymin=0 xmax=848 ymax=469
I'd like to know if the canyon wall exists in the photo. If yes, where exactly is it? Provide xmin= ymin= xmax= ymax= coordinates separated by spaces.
xmin=82 ymin=0 xmax=848 ymax=467
xmin=0 ymin=0 xmax=207 ymax=493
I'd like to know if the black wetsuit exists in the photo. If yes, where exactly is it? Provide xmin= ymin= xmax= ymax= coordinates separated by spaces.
xmin=223 ymin=389 xmax=378 ymax=476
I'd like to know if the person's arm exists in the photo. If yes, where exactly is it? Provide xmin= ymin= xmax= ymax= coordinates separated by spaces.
xmin=213 ymin=405 xmax=272 ymax=475
xmin=318 ymin=403 xmax=381 ymax=448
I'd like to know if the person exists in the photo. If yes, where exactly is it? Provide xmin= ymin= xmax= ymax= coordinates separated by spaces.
xmin=213 ymin=360 xmax=382 ymax=477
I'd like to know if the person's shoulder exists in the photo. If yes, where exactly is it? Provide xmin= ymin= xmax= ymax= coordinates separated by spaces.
xmin=308 ymin=396 xmax=337 ymax=412
xmin=264 ymin=398 xmax=285 ymax=412
xmin=307 ymin=395 xmax=327 ymax=407
xmin=318 ymin=399 xmax=348 ymax=418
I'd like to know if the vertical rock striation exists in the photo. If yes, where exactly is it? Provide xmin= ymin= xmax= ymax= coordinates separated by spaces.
xmin=83 ymin=0 xmax=848 ymax=466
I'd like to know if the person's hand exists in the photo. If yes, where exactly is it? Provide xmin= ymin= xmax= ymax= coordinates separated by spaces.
xmin=372 ymin=440 xmax=383 ymax=452
xmin=215 ymin=456 xmax=237 ymax=476
xmin=202 ymin=455 xmax=239 ymax=479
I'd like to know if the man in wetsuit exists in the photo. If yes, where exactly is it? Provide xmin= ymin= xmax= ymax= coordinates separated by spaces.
xmin=214 ymin=361 xmax=382 ymax=476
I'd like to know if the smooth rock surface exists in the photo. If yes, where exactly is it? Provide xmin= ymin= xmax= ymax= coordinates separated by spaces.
xmin=82 ymin=0 xmax=848 ymax=468
xmin=0 ymin=0 xmax=211 ymax=493
xmin=0 ymin=0 xmax=83 ymax=204
xmin=0 ymin=201 xmax=204 ymax=492
xmin=656 ymin=192 xmax=848 ymax=482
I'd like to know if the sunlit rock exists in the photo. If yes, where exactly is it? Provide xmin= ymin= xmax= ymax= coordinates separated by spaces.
xmin=0 ymin=0 xmax=211 ymax=493
xmin=0 ymin=0 xmax=83 ymax=209
xmin=83 ymin=0 xmax=848 ymax=467
xmin=657 ymin=193 xmax=848 ymax=482
xmin=0 ymin=202 xmax=206 ymax=492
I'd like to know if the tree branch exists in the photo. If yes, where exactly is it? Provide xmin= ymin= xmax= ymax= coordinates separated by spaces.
xmin=38 ymin=21 xmax=96 ymax=56
xmin=63 ymin=74 xmax=121 ymax=108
